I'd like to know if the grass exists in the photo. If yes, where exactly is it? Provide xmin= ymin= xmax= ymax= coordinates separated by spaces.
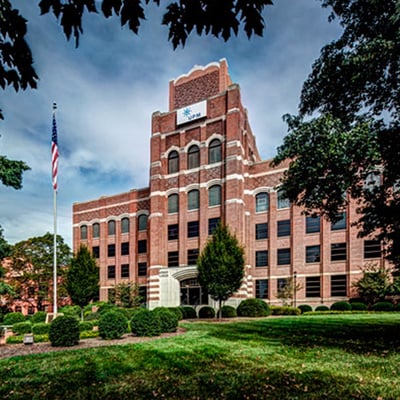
xmin=1 ymin=313 xmax=400 ymax=399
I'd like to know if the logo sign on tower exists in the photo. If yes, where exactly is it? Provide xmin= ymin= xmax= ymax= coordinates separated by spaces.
xmin=177 ymin=100 xmax=207 ymax=125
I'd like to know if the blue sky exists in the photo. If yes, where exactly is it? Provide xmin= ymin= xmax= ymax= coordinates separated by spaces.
xmin=0 ymin=0 xmax=341 ymax=247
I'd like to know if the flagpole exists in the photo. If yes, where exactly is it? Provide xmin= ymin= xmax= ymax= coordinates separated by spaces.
xmin=52 ymin=103 xmax=58 ymax=316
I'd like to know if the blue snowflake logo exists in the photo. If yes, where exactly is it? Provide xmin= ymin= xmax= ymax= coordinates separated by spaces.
xmin=183 ymin=107 xmax=192 ymax=118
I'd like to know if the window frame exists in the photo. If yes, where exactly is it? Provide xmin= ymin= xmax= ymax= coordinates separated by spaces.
xmin=277 ymin=248 xmax=291 ymax=265
xmin=331 ymin=212 xmax=347 ymax=231
xmin=187 ymin=189 xmax=200 ymax=210
xmin=255 ymin=279 xmax=268 ymax=299
xmin=121 ymin=217 xmax=130 ymax=234
xmin=138 ymin=240 xmax=147 ymax=254
xmin=168 ymin=251 xmax=179 ymax=267
xmin=208 ymin=217 xmax=220 ymax=235
xmin=138 ymin=214 xmax=148 ymax=231
xmin=187 ymin=145 xmax=200 ymax=169
xmin=331 ymin=242 xmax=347 ymax=261
xmin=306 ymin=276 xmax=321 ymax=297
xmin=277 ymin=220 xmax=291 ymax=237
xmin=107 ymin=265 xmax=116 ymax=279
xmin=168 ymin=224 xmax=179 ymax=241
xmin=255 ymin=223 xmax=268 ymax=240
xmin=331 ymin=274 xmax=347 ymax=297
xmin=305 ymin=245 xmax=321 ymax=263
xmin=92 ymin=223 xmax=100 ymax=238
xmin=80 ymin=225 xmax=87 ymax=240
xmin=255 ymin=250 xmax=268 ymax=267
xmin=208 ymin=185 xmax=221 ymax=207
xmin=108 ymin=220 xmax=116 ymax=236
xmin=168 ymin=193 xmax=179 ymax=214
xmin=121 ymin=264 xmax=130 ymax=278
xmin=138 ymin=262 xmax=147 ymax=276
xmin=107 ymin=244 xmax=116 ymax=258
xmin=255 ymin=192 xmax=269 ymax=213
xmin=364 ymin=240 xmax=381 ymax=259
xmin=121 ymin=242 xmax=129 ymax=256
xmin=187 ymin=221 xmax=199 ymax=238
xmin=208 ymin=139 xmax=222 ymax=164
xmin=187 ymin=249 xmax=199 ymax=265
xmin=306 ymin=215 xmax=320 ymax=234
xmin=168 ymin=150 xmax=179 ymax=174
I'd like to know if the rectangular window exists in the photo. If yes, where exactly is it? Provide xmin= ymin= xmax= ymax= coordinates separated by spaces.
xmin=364 ymin=240 xmax=381 ymax=259
xmin=168 ymin=224 xmax=179 ymax=240
xmin=187 ymin=249 xmax=199 ymax=265
xmin=138 ymin=262 xmax=147 ymax=276
xmin=138 ymin=286 xmax=147 ymax=306
xmin=107 ymin=244 xmax=115 ymax=257
xmin=306 ymin=276 xmax=321 ymax=297
xmin=306 ymin=216 xmax=320 ymax=234
xmin=331 ymin=212 xmax=346 ymax=231
xmin=208 ymin=217 xmax=220 ymax=235
xmin=305 ymin=245 xmax=321 ymax=263
xmin=107 ymin=265 xmax=116 ymax=279
xmin=256 ymin=250 xmax=268 ymax=267
xmin=121 ymin=264 xmax=130 ymax=278
xmin=277 ymin=278 xmax=288 ymax=295
xmin=331 ymin=275 xmax=347 ymax=297
xmin=277 ymin=191 xmax=290 ymax=209
xmin=255 ymin=279 xmax=268 ymax=299
xmin=277 ymin=248 xmax=291 ymax=265
xmin=277 ymin=220 xmax=291 ymax=237
xmin=331 ymin=243 xmax=347 ymax=261
xmin=92 ymin=246 xmax=100 ymax=259
xmin=255 ymin=223 xmax=268 ymax=240
xmin=187 ymin=221 xmax=199 ymax=238
xmin=138 ymin=240 xmax=147 ymax=254
xmin=168 ymin=251 xmax=179 ymax=267
xmin=121 ymin=242 xmax=129 ymax=256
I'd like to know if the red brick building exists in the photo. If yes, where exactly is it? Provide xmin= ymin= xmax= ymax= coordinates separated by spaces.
xmin=72 ymin=59 xmax=384 ymax=309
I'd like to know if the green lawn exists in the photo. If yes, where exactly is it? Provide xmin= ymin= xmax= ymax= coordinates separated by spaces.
xmin=1 ymin=314 xmax=400 ymax=399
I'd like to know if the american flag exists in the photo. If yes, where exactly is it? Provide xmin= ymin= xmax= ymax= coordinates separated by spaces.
xmin=51 ymin=105 xmax=59 ymax=191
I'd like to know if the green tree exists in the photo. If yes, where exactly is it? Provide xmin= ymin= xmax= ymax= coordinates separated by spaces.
xmin=111 ymin=281 xmax=142 ymax=308
xmin=197 ymin=224 xmax=245 ymax=319
xmin=272 ymin=1 xmax=400 ymax=269
xmin=276 ymin=276 xmax=302 ymax=307
xmin=66 ymin=245 xmax=99 ymax=319
xmin=0 ymin=226 xmax=14 ymax=297
xmin=0 ymin=156 xmax=30 ymax=190
xmin=9 ymin=233 xmax=71 ymax=311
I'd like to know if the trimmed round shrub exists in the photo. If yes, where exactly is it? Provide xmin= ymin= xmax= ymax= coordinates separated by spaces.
xmin=350 ymin=302 xmax=368 ymax=311
xmin=371 ymin=301 xmax=394 ymax=311
xmin=131 ymin=309 xmax=161 ymax=337
xmin=12 ymin=321 xmax=32 ymax=335
xmin=31 ymin=311 xmax=47 ymax=324
xmin=98 ymin=311 xmax=128 ymax=339
xmin=167 ymin=307 xmax=184 ymax=321
xmin=32 ymin=322 xmax=50 ymax=335
xmin=219 ymin=305 xmax=237 ymax=318
xmin=4 ymin=312 xmax=25 ymax=325
xmin=198 ymin=306 xmax=215 ymax=319
xmin=330 ymin=301 xmax=352 ymax=311
xmin=298 ymin=304 xmax=313 ymax=314
xmin=49 ymin=316 xmax=80 ymax=347
xmin=153 ymin=308 xmax=179 ymax=332
xmin=179 ymin=306 xmax=197 ymax=319
xmin=237 ymin=299 xmax=270 ymax=317
xmin=315 ymin=305 xmax=329 ymax=312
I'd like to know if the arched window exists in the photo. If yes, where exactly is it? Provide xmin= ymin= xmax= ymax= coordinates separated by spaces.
xmin=187 ymin=145 xmax=200 ymax=169
xmin=208 ymin=139 xmax=221 ymax=164
xmin=168 ymin=150 xmax=179 ymax=174
xmin=92 ymin=223 xmax=100 ymax=238
xmin=121 ymin=217 xmax=130 ymax=234
xmin=168 ymin=194 xmax=179 ymax=213
xmin=80 ymin=225 xmax=87 ymax=240
xmin=138 ymin=214 xmax=148 ymax=231
xmin=208 ymin=185 xmax=221 ymax=207
xmin=256 ymin=192 xmax=269 ymax=212
xmin=187 ymin=189 xmax=200 ymax=210
xmin=108 ymin=220 xmax=116 ymax=236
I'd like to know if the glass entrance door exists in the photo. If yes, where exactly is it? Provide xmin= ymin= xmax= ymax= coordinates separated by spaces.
xmin=180 ymin=278 xmax=208 ymax=306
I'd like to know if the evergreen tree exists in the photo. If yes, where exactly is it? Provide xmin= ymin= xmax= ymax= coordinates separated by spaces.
xmin=66 ymin=245 xmax=99 ymax=319
xmin=197 ymin=224 xmax=245 ymax=319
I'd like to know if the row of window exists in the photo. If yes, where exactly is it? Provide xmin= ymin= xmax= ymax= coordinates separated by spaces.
xmin=168 ymin=186 xmax=221 ymax=213
xmin=255 ymin=240 xmax=381 ymax=267
xmin=168 ymin=218 xmax=220 ymax=240
xmin=167 ymin=249 xmax=199 ymax=267
xmin=107 ymin=263 xmax=147 ymax=279
xmin=256 ymin=275 xmax=347 ymax=299
xmin=255 ymin=191 xmax=290 ymax=212
xmin=168 ymin=139 xmax=222 ymax=174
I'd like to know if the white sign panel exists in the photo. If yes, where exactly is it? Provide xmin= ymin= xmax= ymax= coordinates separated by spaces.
xmin=177 ymin=100 xmax=207 ymax=125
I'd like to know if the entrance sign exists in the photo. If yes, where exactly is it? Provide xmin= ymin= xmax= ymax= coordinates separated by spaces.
xmin=177 ymin=100 xmax=207 ymax=125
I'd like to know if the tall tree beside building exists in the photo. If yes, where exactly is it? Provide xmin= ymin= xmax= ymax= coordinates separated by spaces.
xmin=0 ymin=226 xmax=14 ymax=297
xmin=197 ymin=224 xmax=245 ymax=319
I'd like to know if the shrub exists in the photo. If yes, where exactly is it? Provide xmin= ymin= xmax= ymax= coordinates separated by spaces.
xmin=298 ymin=305 xmax=313 ymax=314
xmin=237 ymin=299 xmax=270 ymax=317
xmin=49 ymin=316 xmax=80 ymax=347
xmin=394 ymin=303 xmax=400 ymax=312
xmin=59 ymin=305 xmax=81 ymax=319
xmin=32 ymin=322 xmax=50 ymax=335
xmin=98 ymin=311 xmax=128 ymax=340
xmin=219 ymin=305 xmax=237 ymax=318
xmin=350 ymin=302 xmax=368 ymax=311
xmin=167 ymin=307 xmax=184 ymax=321
xmin=371 ymin=301 xmax=394 ymax=311
xmin=131 ymin=309 xmax=161 ymax=337
xmin=153 ymin=308 xmax=179 ymax=332
xmin=198 ymin=306 xmax=215 ymax=319
xmin=97 ymin=302 xmax=118 ymax=315
xmin=31 ymin=311 xmax=47 ymax=324
xmin=179 ymin=306 xmax=197 ymax=319
xmin=79 ymin=321 xmax=96 ymax=332
xmin=12 ymin=321 xmax=32 ymax=335
xmin=330 ymin=301 xmax=352 ymax=311
xmin=4 ymin=312 xmax=25 ymax=325
xmin=315 ymin=305 xmax=329 ymax=312
xmin=84 ymin=311 xmax=100 ymax=321
xmin=80 ymin=330 xmax=99 ymax=339
xmin=271 ymin=306 xmax=301 ymax=315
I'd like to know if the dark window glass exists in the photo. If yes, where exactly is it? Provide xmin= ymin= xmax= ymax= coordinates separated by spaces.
xmin=188 ymin=145 xmax=200 ymax=169
xmin=121 ymin=217 xmax=130 ymax=234
xmin=138 ymin=262 xmax=147 ymax=276
xmin=168 ymin=150 xmax=179 ymax=174
xmin=107 ymin=265 xmax=116 ymax=279
xmin=331 ymin=243 xmax=347 ymax=261
xmin=121 ymin=242 xmax=129 ymax=256
xmin=168 ymin=224 xmax=179 ymax=240
xmin=306 ymin=276 xmax=321 ymax=297
xmin=331 ymin=275 xmax=347 ymax=297
xmin=168 ymin=251 xmax=179 ymax=267
xmin=255 ymin=223 xmax=268 ymax=240
xmin=306 ymin=216 xmax=320 ymax=233
xmin=187 ymin=249 xmax=199 ymax=265
xmin=108 ymin=220 xmax=116 ymax=236
xmin=256 ymin=250 xmax=268 ymax=267
xmin=277 ymin=220 xmax=291 ymax=237
xmin=209 ymin=139 xmax=222 ymax=164
xmin=168 ymin=194 xmax=179 ymax=213
xmin=28 ymin=306 xmax=35 ymax=315
xmin=306 ymin=245 xmax=321 ymax=263
xmin=277 ymin=248 xmax=291 ymax=265
xmin=80 ymin=225 xmax=87 ymax=240
xmin=107 ymin=244 xmax=116 ymax=257
xmin=121 ymin=264 xmax=130 ymax=278
xmin=92 ymin=246 xmax=100 ymax=258
xmin=138 ymin=214 xmax=148 ymax=231
xmin=331 ymin=212 xmax=346 ymax=231
xmin=188 ymin=189 xmax=200 ymax=210
xmin=187 ymin=221 xmax=199 ymax=238
xmin=277 ymin=278 xmax=288 ymax=295
xmin=92 ymin=223 xmax=100 ymax=238
xmin=277 ymin=190 xmax=290 ymax=209
xmin=138 ymin=240 xmax=147 ymax=253
xmin=139 ymin=286 xmax=147 ymax=306
xmin=209 ymin=185 xmax=221 ymax=206
xmin=364 ymin=240 xmax=381 ymax=259
xmin=208 ymin=218 xmax=220 ymax=235
xmin=256 ymin=192 xmax=269 ymax=212
xmin=256 ymin=279 xmax=268 ymax=299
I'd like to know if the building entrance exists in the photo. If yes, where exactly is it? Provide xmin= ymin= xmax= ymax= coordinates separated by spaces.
xmin=180 ymin=278 xmax=208 ymax=306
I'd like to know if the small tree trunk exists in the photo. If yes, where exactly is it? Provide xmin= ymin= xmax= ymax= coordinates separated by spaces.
xmin=219 ymin=299 xmax=222 ymax=321
xmin=80 ymin=307 xmax=84 ymax=321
